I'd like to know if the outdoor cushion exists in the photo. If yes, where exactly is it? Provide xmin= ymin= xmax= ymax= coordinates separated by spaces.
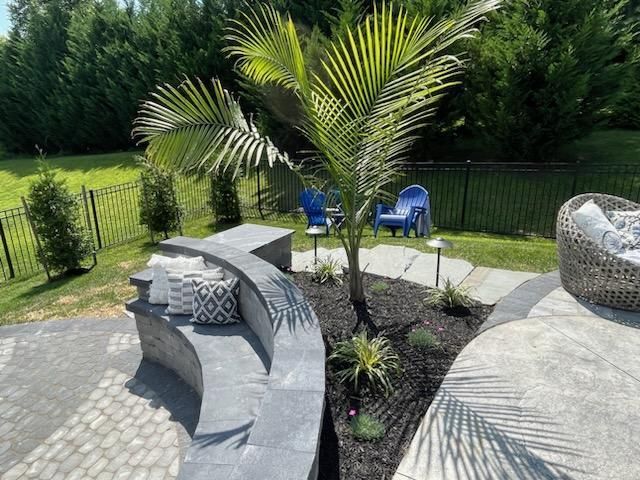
xmin=191 ymin=278 xmax=241 ymax=325
xmin=167 ymin=268 xmax=224 ymax=315
xmin=620 ymin=249 xmax=640 ymax=266
xmin=606 ymin=210 xmax=640 ymax=250
xmin=147 ymin=254 xmax=207 ymax=304
xmin=571 ymin=200 xmax=623 ymax=254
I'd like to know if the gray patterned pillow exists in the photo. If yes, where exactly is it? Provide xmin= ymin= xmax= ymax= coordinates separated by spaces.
xmin=191 ymin=278 xmax=241 ymax=325
xmin=166 ymin=269 xmax=224 ymax=315
xmin=606 ymin=210 xmax=640 ymax=249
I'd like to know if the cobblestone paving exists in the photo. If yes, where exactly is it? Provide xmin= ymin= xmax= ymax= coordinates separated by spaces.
xmin=0 ymin=318 xmax=199 ymax=479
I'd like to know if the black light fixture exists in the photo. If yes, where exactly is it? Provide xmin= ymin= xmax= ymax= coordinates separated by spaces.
xmin=305 ymin=226 xmax=326 ymax=264
xmin=426 ymin=237 xmax=453 ymax=287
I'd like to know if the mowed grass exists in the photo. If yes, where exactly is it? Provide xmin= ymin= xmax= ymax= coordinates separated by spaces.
xmin=0 ymin=214 xmax=557 ymax=326
xmin=0 ymin=151 xmax=142 ymax=210
xmin=560 ymin=129 xmax=640 ymax=164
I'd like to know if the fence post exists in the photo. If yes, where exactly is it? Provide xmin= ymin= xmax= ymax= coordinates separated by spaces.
xmin=570 ymin=160 xmax=581 ymax=197
xmin=256 ymin=163 xmax=264 ymax=220
xmin=81 ymin=186 xmax=98 ymax=267
xmin=89 ymin=190 xmax=103 ymax=250
xmin=0 ymin=218 xmax=15 ymax=279
xmin=460 ymin=160 xmax=472 ymax=229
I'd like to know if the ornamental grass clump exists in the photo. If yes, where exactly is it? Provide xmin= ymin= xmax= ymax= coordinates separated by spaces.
xmin=350 ymin=414 xmax=385 ymax=442
xmin=311 ymin=256 xmax=343 ymax=285
xmin=330 ymin=331 xmax=401 ymax=396
xmin=425 ymin=278 xmax=476 ymax=312
xmin=407 ymin=327 xmax=440 ymax=350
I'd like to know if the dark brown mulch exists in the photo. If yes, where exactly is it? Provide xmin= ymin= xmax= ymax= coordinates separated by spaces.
xmin=291 ymin=272 xmax=492 ymax=480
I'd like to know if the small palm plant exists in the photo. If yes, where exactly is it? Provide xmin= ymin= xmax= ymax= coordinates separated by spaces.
xmin=329 ymin=331 xmax=401 ymax=396
xmin=133 ymin=1 xmax=499 ymax=304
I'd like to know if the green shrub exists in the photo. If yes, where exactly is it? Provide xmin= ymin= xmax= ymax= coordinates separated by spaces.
xmin=311 ymin=256 xmax=343 ymax=285
xmin=464 ymin=0 xmax=632 ymax=161
xmin=139 ymin=159 xmax=183 ymax=240
xmin=369 ymin=280 xmax=389 ymax=293
xmin=211 ymin=169 xmax=241 ymax=224
xmin=27 ymin=159 xmax=93 ymax=276
xmin=425 ymin=278 xmax=475 ymax=310
xmin=350 ymin=414 xmax=385 ymax=442
xmin=329 ymin=331 xmax=401 ymax=396
xmin=407 ymin=327 xmax=440 ymax=349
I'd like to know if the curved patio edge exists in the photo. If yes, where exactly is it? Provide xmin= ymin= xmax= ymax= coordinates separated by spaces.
xmin=477 ymin=270 xmax=561 ymax=334
xmin=126 ymin=236 xmax=326 ymax=480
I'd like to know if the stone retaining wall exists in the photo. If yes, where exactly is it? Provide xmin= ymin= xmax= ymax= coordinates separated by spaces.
xmin=127 ymin=236 xmax=325 ymax=480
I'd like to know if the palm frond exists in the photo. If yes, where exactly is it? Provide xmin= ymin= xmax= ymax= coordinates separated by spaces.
xmin=133 ymin=77 xmax=289 ymax=174
xmin=305 ymin=0 xmax=499 ymax=230
xmin=225 ymin=3 xmax=309 ymax=95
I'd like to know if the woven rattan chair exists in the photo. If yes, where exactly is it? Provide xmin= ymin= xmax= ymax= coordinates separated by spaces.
xmin=557 ymin=193 xmax=640 ymax=312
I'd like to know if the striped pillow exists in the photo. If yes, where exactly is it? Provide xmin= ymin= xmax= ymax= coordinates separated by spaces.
xmin=166 ymin=269 xmax=224 ymax=315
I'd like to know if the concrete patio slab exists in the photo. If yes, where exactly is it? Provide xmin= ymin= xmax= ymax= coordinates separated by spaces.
xmin=528 ymin=287 xmax=600 ymax=318
xmin=394 ymin=315 xmax=640 ymax=480
xmin=401 ymin=253 xmax=474 ymax=287
xmin=461 ymin=267 xmax=539 ymax=305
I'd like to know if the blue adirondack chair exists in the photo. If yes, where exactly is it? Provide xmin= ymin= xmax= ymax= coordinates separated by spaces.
xmin=373 ymin=185 xmax=431 ymax=238
xmin=300 ymin=188 xmax=331 ymax=235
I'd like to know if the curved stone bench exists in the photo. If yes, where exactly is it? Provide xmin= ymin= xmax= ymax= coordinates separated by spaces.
xmin=126 ymin=236 xmax=325 ymax=480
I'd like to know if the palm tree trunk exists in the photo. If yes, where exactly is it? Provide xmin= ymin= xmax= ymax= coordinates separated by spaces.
xmin=347 ymin=248 xmax=365 ymax=303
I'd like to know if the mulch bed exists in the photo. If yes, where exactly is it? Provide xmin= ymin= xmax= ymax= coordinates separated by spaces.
xmin=292 ymin=272 xmax=492 ymax=480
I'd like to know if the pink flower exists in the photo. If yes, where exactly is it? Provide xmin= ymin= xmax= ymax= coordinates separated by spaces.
xmin=437 ymin=327 xmax=445 ymax=332
xmin=348 ymin=408 xmax=358 ymax=417
xmin=424 ymin=321 xmax=431 ymax=325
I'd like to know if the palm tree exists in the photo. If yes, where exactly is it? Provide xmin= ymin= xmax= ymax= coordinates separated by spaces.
xmin=133 ymin=1 xmax=499 ymax=304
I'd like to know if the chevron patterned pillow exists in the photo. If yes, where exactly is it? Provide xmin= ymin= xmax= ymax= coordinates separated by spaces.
xmin=191 ymin=278 xmax=241 ymax=325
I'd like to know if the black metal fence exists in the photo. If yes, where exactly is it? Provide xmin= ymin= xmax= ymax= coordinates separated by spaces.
xmin=1 ymin=161 xmax=639 ymax=283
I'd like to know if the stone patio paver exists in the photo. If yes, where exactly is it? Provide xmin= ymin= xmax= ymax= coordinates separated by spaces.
xmin=461 ymin=267 xmax=539 ymax=305
xmin=292 ymin=244 xmax=538 ymax=306
xmin=394 ymin=275 xmax=640 ymax=480
xmin=364 ymin=245 xmax=421 ymax=279
xmin=0 ymin=318 xmax=199 ymax=479
xmin=401 ymin=253 xmax=474 ymax=287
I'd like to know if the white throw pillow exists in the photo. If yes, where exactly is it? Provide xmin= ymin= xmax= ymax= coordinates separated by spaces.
xmin=606 ymin=210 xmax=640 ymax=250
xmin=167 ymin=269 xmax=224 ymax=315
xmin=147 ymin=255 xmax=207 ymax=304
xmin=572 ymin=200 xmax=623 ymax=254
xmin=620 ymin=249 xmax=640 ymax=266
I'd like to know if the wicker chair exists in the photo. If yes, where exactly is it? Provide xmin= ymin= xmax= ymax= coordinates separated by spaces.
xmin=557 ymin=193 xmax=640 ymax=312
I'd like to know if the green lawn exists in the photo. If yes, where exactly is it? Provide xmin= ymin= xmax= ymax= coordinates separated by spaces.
xmin=0 ymin=151 xmax=142 ymax=210
xmin=560 ymin=129 xmax=640 ymax=164
xmin=0 ymin=214 xmax=557 ymax=326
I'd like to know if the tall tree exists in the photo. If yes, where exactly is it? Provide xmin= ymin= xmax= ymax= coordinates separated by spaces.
xmin=463 ymin=0 xmax=633 ymax=161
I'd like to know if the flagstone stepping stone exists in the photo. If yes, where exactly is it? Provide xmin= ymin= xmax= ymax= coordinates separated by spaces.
xmin=325 ymin=247 xmax=371 ymax=272
xmin=401 ymin=253 xmax=474 ymax=287
xmin=291 ymin=248 xmax=331 ymax=272
xmin=461 ymin=267 xmax=539 ymax=305
xmin=364 ymin=245 xmax=421 ymax=279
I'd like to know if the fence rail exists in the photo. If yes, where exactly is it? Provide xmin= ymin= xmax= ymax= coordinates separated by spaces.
xmin=1 ymin=161 xmax=639 ymax=283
